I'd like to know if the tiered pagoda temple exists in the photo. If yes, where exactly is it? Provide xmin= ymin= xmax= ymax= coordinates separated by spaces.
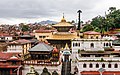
xmin=23 ymin=42 xmax=61 ymax=75
xmin=23 ymin=42 xmax=60 ymax=65
xmin=46 ymin=15 xmax=79 ymax=49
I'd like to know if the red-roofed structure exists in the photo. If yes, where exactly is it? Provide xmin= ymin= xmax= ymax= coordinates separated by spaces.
xmin=51 ymin=47 xmax=59 ymax=62
xmin=53 ymin=47 xmax=59 ymax=53
xmin=0 ymin=33 xmax=14 ymax=41
xmin=0 ymin=52 xmax=22 ymax=75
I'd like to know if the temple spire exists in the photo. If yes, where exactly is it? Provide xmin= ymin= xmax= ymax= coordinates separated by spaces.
xmin=61 ymin=13 xmax=66 ymax=22
xmin=63 ymin=13 xmax=64 ymax=18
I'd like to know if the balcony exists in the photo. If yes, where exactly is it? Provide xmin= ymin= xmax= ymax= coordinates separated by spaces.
xmin=76 ymin=54 xmax=120 ymax=62
xmin=23 ymin=60 xmax=61 ymax=66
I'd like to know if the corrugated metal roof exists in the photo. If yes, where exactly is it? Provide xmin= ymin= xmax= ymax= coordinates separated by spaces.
xmin=29 ymin=43 xmax=53 ymax=52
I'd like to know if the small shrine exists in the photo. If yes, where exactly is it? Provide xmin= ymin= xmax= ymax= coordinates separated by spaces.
xmin=26 ymin=65 xmax=39 ymax=75
xmin=41 ymin=67 xmax=51 ymax=75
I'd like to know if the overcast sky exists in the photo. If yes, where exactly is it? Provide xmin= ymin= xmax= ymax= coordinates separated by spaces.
xmin=0 ymin=0 xmax=120 ymax=24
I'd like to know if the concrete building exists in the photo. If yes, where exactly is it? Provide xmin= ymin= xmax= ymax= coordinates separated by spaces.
xmin=71 ymin=31 xmax=120 ymax=75
xmin=7 ymin=39 xmax=32 ymax=55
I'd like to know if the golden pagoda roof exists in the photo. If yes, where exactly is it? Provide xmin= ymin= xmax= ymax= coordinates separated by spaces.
xmin=46 ymin=32 xmax=79 ymax=40
xmin=52 ymin=15 xmax=74 ymax=27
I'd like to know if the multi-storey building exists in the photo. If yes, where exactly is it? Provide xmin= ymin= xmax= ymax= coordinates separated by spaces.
xmin=7 ymin=39 xmax=32 ymax=55
xmin=71 ymin=31 xmax=120 ymax=75
xmin=0 ymin=52 xmax=22 ymax=75
xmin=22 ymin=42 xmax=61 ymax=75
xmin=34 ymin=16 xmax=79 ymax=49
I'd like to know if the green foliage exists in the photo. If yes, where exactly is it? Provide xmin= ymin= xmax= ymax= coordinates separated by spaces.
xmin=82 ymin=24 xmax=94 ymax=32
xmin=19 ymin=23 xmax=30 ymax=32
xmin=85 ymin=7 xmax=120 ymax=34
xmin=100 ymin=58 xmax=104 ymax=62
xmin=78 ymin=49 xmax=81 ymax=53
xmin=91 ymin=16 xmax=107 ymax=34
xmin=21 ymin=25 xmax=30 ymax=32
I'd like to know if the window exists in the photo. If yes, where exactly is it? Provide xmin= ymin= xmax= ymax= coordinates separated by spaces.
xmin=78 ymin=43 xmax=80 ymax=47
xmin=90 ymin=43 xmax=94 ymax=48
xmin=12 ymin=61 xmax=16 ymax=65
xmin=104 ymin=43 xmax=105 ymax=46
xmin=1 ymin=37 xmax=4 ymax=40
xmin=96 ymin=36 xmax=98 ymax=39
xmin=39 ymin=36 xmax=42 ymax=38
xmin=83 ymin=63 xmax=86 ymax=68
xmin=114 ymin=64 xmax=118 ymax=68
xmin=43 ymin=36 xmax=46 ymax=38
xmin=96 ymin=63 xmax=99 ymax=68
xmin=89 ymin=63 xmax=93 ymax=68
xmin=75 ymin=43 xmax=77 ymax=46
xmin=106 ymin=43 xmax=109 ymax=46
xmin=91 ymin=36 xmax=93 ymax=39
xmin=36 ymin=55 xmax=38 ymax=59
xmin=73 ymin=43 xmax=75 ymax=47
xmin=102 ymin=64 xmax=105 ymax=68
xmin=108 ymin=64 xmax=111 ymax=68
xmin=109 ymin=43 xmax=111 ymax=46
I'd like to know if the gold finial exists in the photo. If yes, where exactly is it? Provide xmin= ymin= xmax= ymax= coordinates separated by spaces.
xmin=61 ymin=13 xmax=66 ymax=22
xmin=63 ymin=13 xmax=64 ymax=18
xmin=64 ymin=43 xmax=69 ymax=50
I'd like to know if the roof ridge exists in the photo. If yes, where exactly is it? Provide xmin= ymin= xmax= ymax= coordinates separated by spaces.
xmin=43 ymin=43 xmax=53 ymax=51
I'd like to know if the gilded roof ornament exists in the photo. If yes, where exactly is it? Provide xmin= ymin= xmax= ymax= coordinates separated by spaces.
xmin=64 ymin=43 xmax=69 ymax=50
xmin=61 ymin=13 xmax=66 ymax=22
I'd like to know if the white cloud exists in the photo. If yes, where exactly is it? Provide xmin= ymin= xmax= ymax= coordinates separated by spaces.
xmin=0 ymin=0 xmax=120 ymax=24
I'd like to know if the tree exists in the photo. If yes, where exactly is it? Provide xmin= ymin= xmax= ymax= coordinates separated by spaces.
xmin=21 ymin=25 xmax=30 ymax=32
xmin=89 ymin=7 xmax=120 ymax=33
xmin=19 ymin=23 xmax=30 ymax=32
xmin=82 ymin=24 xmax=94 ymax=32
xmin=108 ymin=7 xmax=116 ymax=13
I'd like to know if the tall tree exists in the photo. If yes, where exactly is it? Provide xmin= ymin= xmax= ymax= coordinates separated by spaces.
xmin=89 ymin=7 xmax=120 ymax=33
xmin=82 ymin=24 xmax=94 ymax=32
